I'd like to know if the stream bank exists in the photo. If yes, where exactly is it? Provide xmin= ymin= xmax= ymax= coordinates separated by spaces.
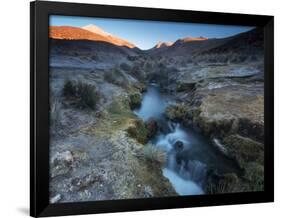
xmin=134 ymin=85 xmax=242 ymax=195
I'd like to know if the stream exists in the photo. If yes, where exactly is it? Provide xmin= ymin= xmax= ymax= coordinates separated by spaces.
xmin=134 ymin=84 xmax=239 ymax=196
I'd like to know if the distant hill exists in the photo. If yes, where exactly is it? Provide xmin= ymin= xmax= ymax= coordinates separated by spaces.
xmin=49 ymin=26 xmax=263 ymax=65
xmin=49 ymin=25 xmax=136 ymax=49
xmin=146 ymin=28 xmax=263 ymax=63
xmin=147 ymin=37 xmax=227 ymax=57
xmin=200 ymin=27 xmax=263 ymax=55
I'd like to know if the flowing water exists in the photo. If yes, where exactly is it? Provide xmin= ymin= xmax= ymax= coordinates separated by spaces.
xmin=135 ymin=84 xmax=239 ymax=196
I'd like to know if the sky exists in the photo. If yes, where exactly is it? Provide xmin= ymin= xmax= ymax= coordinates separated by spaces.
xmin=50 ymin=15 xmax=254 ymax=50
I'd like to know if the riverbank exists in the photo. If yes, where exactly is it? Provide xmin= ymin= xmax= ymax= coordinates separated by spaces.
xmin=49 ymin=67 xmax=177 ymax=203
xmin=161 ymin=66 xmax=264 ymax=193
xmin=134 ymin=85 xmax=243 ymax=195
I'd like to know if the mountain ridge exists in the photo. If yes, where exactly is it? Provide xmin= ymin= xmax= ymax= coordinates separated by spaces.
xmin=49 ymin=25 xmax=136 ymax=49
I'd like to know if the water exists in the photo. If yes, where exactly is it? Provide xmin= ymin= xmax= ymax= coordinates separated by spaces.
xmin=135 ymin=84 xmax=239 ymax=196
xmin=134 ymin=84 xmax=171 ymax=121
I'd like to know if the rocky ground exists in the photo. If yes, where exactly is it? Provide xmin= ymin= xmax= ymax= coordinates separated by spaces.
xmin=49 ymin=64 xmax=176 ymax=203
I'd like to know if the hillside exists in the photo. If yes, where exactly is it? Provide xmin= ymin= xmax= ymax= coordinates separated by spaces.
xmin=50 ymin=26 xmax=136 ymax=49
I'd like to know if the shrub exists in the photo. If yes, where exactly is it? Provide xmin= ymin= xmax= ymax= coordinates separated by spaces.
xmin=129 ymin=93 xmax=142 ymax=109
xmin=142 ymin=145 xmax=166 ymax=166
xmin=63 ymin=80 xmax=99 ymax=110
xmin=104 ymin=71 xmax=115 ymax=84
xmin=120 ymin=62 xmax=131 ymax=71
xmin=127 ymin=119 xmax=148 ymax=144
xmin=76 ymin=82 xmax=100 ymax=109
xmin=63 ymin=80 xmax=76 ymax=97
xmin=104 ymin=68 xmax=127 ymax=86
xmin=127 ymin=55 xmax=137 ymax=61
xmin=165 ymin=103 xmax=189 ymax=122
xmin=206 ymin=173 xmax=240 ymax=194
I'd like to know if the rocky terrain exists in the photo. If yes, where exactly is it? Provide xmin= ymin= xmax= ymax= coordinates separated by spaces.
xmin=49 ymin=25 xmax=264 ymax=203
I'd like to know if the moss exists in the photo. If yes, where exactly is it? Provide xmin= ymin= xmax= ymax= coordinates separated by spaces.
xmin=192 ymin=108 xmax=235 ymax=137
xmin=129 ymin=93 xmax=142 ymax=109
xmin=223 ymin=134 xmax=264 ymax=168
xmin=127 ymin=119 xmax=148 ymax=144
xmin=165 ymin=103 xmax=188 ymax=122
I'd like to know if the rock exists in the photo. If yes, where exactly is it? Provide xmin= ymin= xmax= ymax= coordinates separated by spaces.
xmin=127 ymin=119 xmax=148 ymax=144
xmin=212 ymin=138 xmax=228 ymax=156
xmin=173 ymin=140 xmax=184 ymax=152
xmin=129 ymin=93 xmax=142 ymax=109
xmin=145 ymin=118 xmax=158 ymax=139
xmin=157 ymin=118 xmax=172 ymax=134
xmin=50 ymin=194 xmax=61 ymax=204
xmin=191 ymin=84 xmax=264 ymax=139
xmin=51 ymin=150 xmax=74 ymax=177
xmin=71 ymin=174 xmax=102 ymax=191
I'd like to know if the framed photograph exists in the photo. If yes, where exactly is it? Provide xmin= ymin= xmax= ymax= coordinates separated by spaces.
xmin=30 ymin=1 xmax=274 ymax=217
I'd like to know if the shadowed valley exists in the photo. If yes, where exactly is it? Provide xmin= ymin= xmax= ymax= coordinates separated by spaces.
xmin=49 ymin=25 xmax=264 ymax=203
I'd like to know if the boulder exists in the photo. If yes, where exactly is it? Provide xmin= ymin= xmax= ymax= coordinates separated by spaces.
xmin=50 ymin=194 xmax=62 ymax=204
xmin=173 ymin=140 xmax=184 ymax=152
xmin=222 ymin=134 xmax=264 ymax=169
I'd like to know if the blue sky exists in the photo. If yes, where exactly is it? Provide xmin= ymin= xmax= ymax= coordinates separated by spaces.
xmin=50 ymin=15 xmax=254 ymax=50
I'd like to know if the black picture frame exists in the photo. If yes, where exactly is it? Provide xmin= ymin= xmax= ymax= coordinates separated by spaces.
xmin=30 ymin=1 xmax=274 ymax=217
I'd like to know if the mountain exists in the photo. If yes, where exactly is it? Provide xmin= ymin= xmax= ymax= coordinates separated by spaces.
xmin=148 ymin=37 xmax=227 ymax=57
xmin=49 ymin=25 xmax=136 ymax=49
xmin=154 ymin=41 xmax=174 ymax=49
xmin=82 ymin=24 xmax=111 ymax=37
xmin=147 ymin=28 xmax=262 ymax=60
xmin=82 ymin=24 xmax=136 ymax=49
xmin=49 ymin=26 xmax=109 ymax=42
xmin=200 ymin=28 xmax=263 ymax=55
xmin=49 ymin=26 xmax=140 ymax=69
